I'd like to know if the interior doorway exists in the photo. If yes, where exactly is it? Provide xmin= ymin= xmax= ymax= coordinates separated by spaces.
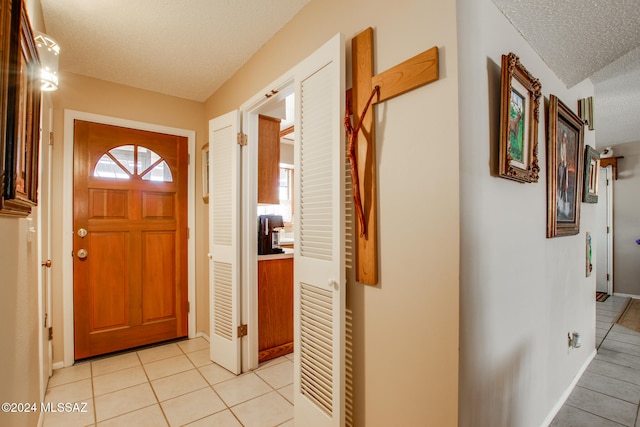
xmin=209 ymin=33 xmax=346 ymax=426
xmin=240 ymin=82 xmax=295 ymax=372
xmin=596 ymin=165 xmax=613 ymax=295
xmin=255 ymin=93 xmax=296 ymax=366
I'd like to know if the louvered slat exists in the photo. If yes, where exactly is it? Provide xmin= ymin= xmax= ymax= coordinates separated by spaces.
xmin=345 ymin=156 xmax=353 ymax=271
xmin=300 ymin=64 xmax=333 ymax=261
xmin=300 ymin=282 xmax=333 ymax=415
xmin=212 ymin=125 xmax=232 ymax=246
xmin=345 ymin=307 xmax=354 ymax=427
xmin=213 ymin=261 xmax=233 ymax=340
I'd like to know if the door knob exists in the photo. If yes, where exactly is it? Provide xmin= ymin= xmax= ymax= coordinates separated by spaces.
xmin=77 ymin=249 xmax=88 ymax=259
xmin=77 ymin=228 xmax=88 ymax=238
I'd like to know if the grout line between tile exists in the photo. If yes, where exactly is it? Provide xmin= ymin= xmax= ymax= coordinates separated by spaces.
xmin=90 ymin=361 xmax=97 ymax=426
xmin=563 ymin=402 xmax=628 ymax=427
xmin=136 ymin=349 xmax=171 ymax=427
xmin=46 ymin=338 xmax=298 ymax=427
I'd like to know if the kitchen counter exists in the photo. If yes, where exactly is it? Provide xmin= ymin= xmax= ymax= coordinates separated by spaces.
xmin=257 ymin=247 xmax=293 ymax=261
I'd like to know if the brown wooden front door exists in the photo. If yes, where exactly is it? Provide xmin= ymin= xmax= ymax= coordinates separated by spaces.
xmin=73 ymin=120 xmax=188 ymax=360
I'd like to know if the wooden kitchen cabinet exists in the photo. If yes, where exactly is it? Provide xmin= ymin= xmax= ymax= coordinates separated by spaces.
xmin=258 ymin=114 xmax=281 ymax=204
xmin=258 ymin=257 xmax=293 ymax=363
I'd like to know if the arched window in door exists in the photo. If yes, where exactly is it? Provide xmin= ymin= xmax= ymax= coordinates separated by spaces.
xmin=93 ymin=145 xmax=173 ymax=182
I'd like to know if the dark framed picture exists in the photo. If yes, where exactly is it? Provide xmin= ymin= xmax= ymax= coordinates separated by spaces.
xmin=582 ymin=145 xmax=600 ymax=203
xmin=498 ymin=52 xmax=542 ymax=183
xmin=0 ymin=0 xmax=41 ymax=217
xmin=546 ymin=95 xmax=585 ymax=238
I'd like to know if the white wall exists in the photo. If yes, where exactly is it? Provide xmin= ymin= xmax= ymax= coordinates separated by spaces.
xmin=457 ymin=1 xmax=597 ymax=426
xmin=611 ymin=141 xmax=640 ymax=296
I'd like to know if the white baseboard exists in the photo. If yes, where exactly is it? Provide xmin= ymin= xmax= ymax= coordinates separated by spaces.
xmin=613 ymin=292 xmax=640 ymax=300
xmin=52 ymin=361 xmax=65 ymax=370
xmin=196 ymin=332 xmax=210 ymax=342
xmin=540 ymin=348 xmax=597 ymax=427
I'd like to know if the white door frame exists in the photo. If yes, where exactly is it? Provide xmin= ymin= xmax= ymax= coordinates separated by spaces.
xmin=61 ymin=110 xmax=197 ymax=366
xmin=38 ymin=104 xmax=54 ymax=402
xmin=603 ymin=166 xmax=614 ymax=295
xmin=239 ymin=76 xmax=295 ymax=372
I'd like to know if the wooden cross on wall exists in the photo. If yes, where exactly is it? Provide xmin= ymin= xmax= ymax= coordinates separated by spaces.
xmin=347 ymin=27 xmax=439 ymax=285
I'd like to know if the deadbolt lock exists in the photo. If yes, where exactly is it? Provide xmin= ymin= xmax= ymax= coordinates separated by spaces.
xmin=77 ymin=228 xmax=88 ymax=238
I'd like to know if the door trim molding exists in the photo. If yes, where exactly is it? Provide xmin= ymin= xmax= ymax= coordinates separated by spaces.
xmin=62 ymin=109 xmax=197 ymax=366
xmin=239 ymin=76 xmax=295 ymax=372
xmin=604 ymin=166 xmax=614 ymax=295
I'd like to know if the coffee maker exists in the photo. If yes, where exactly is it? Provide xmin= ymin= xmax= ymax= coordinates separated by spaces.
xmin=258 ymin=214 xmax=284 ymax=255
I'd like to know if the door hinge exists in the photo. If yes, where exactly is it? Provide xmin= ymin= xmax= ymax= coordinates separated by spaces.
xmin=187 ymin=227 xmax=190 ymax=239
xmin=49 ymin=131 xmax=54 ymax=146
xmin=237 ymin=132 xmax=247 ymax=146
xmin=187 ymin=301 xmax=190 ymax=313
xmin=48 ymin=327 xmax=53 ymax=341
xmin=237 ymin=324 xmax=248 ymax=338
xmin=606 ymin=273 xmax=610 ymax=281
xmin=188 ymin=153 xmax=191 ymax=165
xmin=606 ymin=226 xmax=610 ymax=234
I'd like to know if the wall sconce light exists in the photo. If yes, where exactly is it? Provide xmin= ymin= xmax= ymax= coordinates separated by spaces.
xmin=34 ymin=31 xmax=60 ymax=91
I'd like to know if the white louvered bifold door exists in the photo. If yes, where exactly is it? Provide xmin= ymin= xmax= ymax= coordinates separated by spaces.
xmin=293 ymin=33 xmax=345 ymax=427
xmin=209 ymin=111 xmax=242 ymax=375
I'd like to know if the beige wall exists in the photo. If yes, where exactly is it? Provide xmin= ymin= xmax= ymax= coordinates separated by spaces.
xmin=0 ymin=2 xmax=46 ymax=426
xmin=205 ymin=0 xmax=460 ymax=425
xmin=0 ymin=218 xmax=41 ymax=427
xmin=48 ymin=73 xmax=210 ymax=364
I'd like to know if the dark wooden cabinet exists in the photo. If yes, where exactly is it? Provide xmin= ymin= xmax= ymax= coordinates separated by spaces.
xmin=258 ymin=114 xmax=281 ymax=204
xmin=258 ymin=257 xmax=293 ymax=363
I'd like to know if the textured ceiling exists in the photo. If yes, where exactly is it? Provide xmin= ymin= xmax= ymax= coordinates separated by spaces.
xmin=40 ymin=1 xmax=640 ymax=145
xmin=40 ymin=0 xmax=310 ymax=102
xmin=492 ymin=0 xmax=640 ymax=146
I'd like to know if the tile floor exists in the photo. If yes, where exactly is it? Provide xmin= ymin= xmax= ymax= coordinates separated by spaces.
xmin=44 ymin=296 xmax=640 ymax=426
xmin=551 ymin=295 xmax=640 ymax=427
xmin=43 ymin=337 xmax=294 ymax=427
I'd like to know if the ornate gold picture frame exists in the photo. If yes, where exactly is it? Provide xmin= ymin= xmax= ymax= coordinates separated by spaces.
xmin=498 ymin=52 xmax=542 ymax=183
xmin=547 ymin=95 xmax=585 ymax=238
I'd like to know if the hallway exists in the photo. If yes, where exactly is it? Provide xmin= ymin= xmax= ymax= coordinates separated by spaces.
xmin=42 ymin=338 xmax=293 ymax=426
xmin=552 ymin=296 xmax=640 ymax=426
